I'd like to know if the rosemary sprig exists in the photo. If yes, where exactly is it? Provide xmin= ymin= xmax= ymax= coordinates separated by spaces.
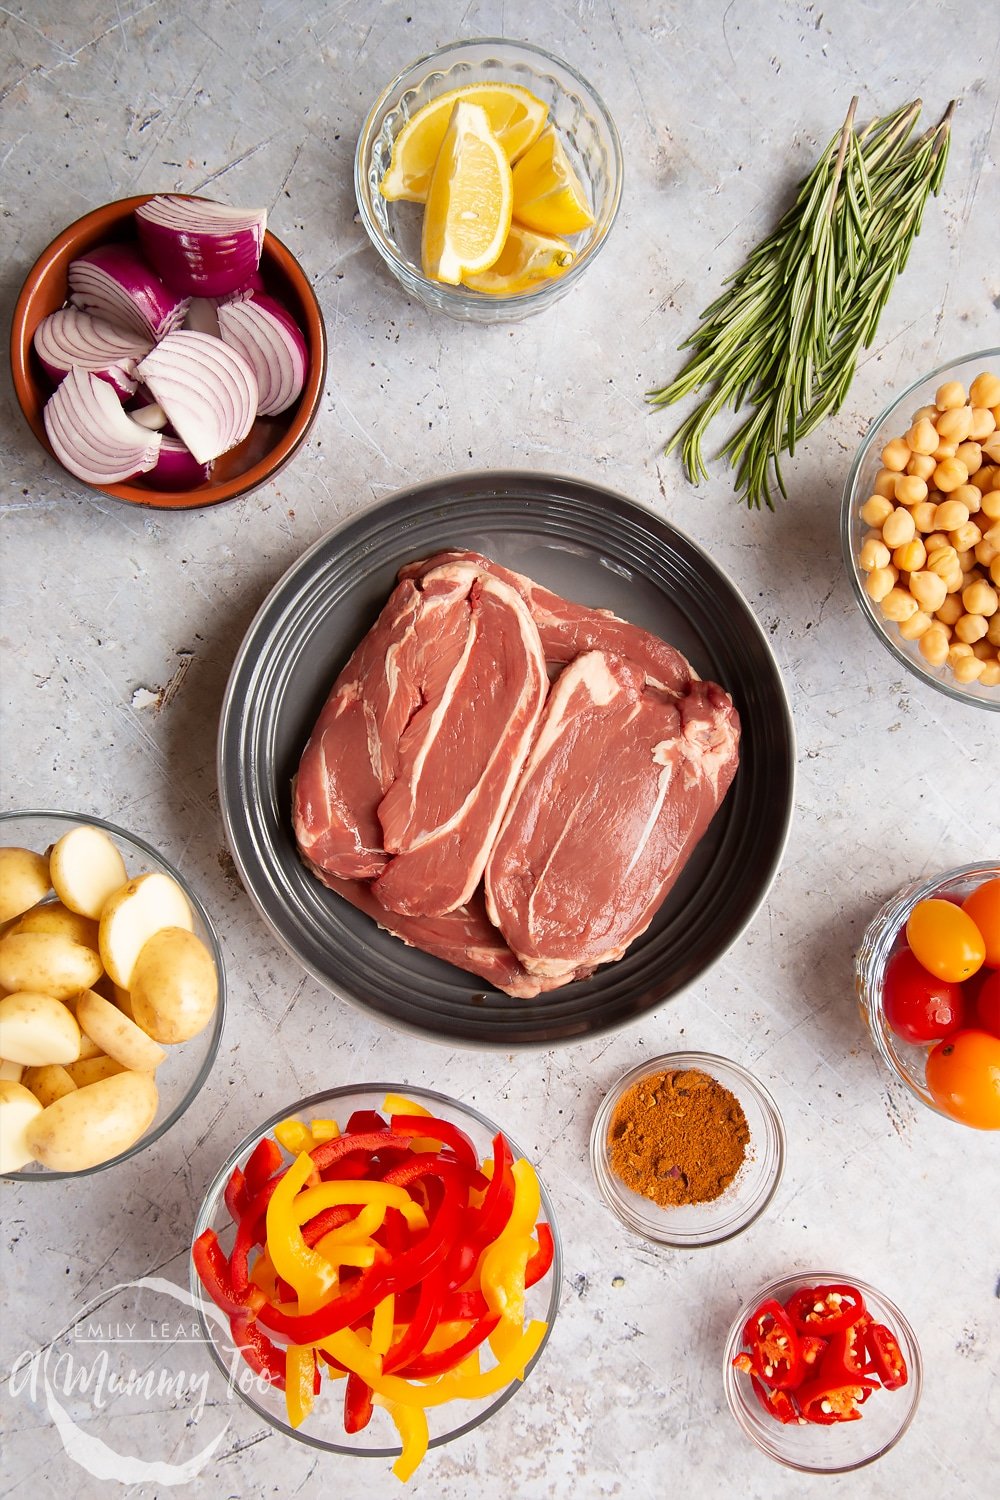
xmin=647 ymin=98 xmax=955 ymax=510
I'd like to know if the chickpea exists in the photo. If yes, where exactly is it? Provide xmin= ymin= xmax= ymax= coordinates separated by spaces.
xmin=865 ymin=566 xmax=897 ymax=603
xmin=932 ymin=499 xmax=970 ymax=531
xmin=982 ymin=432 xmax=1000 ymax=463
xmin=927 ymin=544 xmax=959 ymax=576
xmin=953 ymin=655 xmax=985 ymax=684
xmin=860 ymin=494 xmax=895 ymax=527
xmin=963 ymin=580 xmax=998 ymax=617
xmin=882 ymin=507 xmax=916 ymax=547
xmin=893 ymin=538 xmax=926 ymax=573
xmin=945 ymin=568 xmax=965 ymax=594
xmin=951 ymin=483 xmax=982 ymax=515
xmin=894 ymin=474 xmax=928 ymax=506
xmin=987 ymin=614 xmax=1000 ymax=648
xmin=981 ymin=491 xmax=1000 ymax=521
xmin=935 ymin=405 xmax=973 ymax=443
xmin=970 ymin=372 xmax=1000 ymax=408
xmin=980 ymin=662 xmax=1000 ymax=687
xmin=859 ymin=537 xmax=890 ymax=571
xmin=912 ymin=505 xmax=940 ymax=533
xmin=971 ymin=464 xmax=998 ymax=494
xmin=933 ymin=457 xmax=970 ymax=493
xmin=920 ymin=624 xmax=951 ymax=666
xmin=958 ymin=548 xmax=979 ymax=574
xmin=935 ymin=380 xmax=967 ymax=410
xmin=984 ymin=520 xmax=1000 ymax=545
xmin=948 ymin=642 xmax=974 ymax=664
xmin=907 ymin=418 xmax=939 ymax=455
xmin=936 ymin=594 xmax=964 ymax=626
xmin=933 ymin=440 xmax=958 ymax=462
xmin=993 ymin=556 xmax=1000 ymax=589
xmin=872 ymin=467 xmax=900 ymax=497
xmin=951 ymin=521 xmax=983 ymax=554
xmin=973 ymin=639 xmax=995 ymax=661
xmin=955 ymin=442 xmax=983 ymax=476
xmin=976 ymin=537 xmax=1000 ymax=568
xmin=906 ymin=452 xmax=937 ymax=481
xmin=881 ymin=438 xmax=910 ymax=472
xmin=898 ymin=610 xmax=933 ymax=641
xmin=910 ymin=570 xmax=948 ymax=612
xmin=881 ymin=587 xmax=919 ymax=622
xmin=955 ymin=613 xmax=988 ymax=644
xmin=969 ymin=407 xmax=997 ymax=441
xmin=912 ymin=403 xmax=938 ymax=422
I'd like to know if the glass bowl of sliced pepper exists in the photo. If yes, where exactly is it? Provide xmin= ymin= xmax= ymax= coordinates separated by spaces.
xmin=189 ymin=1084 xmax=561 ymax=1480
xmin=723 ymin=1272 xmax=922 ymax=1472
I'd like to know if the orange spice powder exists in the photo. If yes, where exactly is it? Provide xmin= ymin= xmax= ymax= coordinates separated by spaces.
xmin=607 ymin=1067 xmax=750 ymax=1208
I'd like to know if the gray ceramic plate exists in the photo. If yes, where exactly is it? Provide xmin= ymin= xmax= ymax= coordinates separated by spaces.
xmin=217 ymin=472 xmax=794 ymax=1046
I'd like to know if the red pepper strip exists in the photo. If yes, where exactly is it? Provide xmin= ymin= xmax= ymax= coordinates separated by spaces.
xmin=398 ymin=1312 xmax=502 ymax=1379
xmin=743 ymin=1299 xmax=803 ymax=1390
xmin=750 ymin=1375 xmax=799 ymax=1425
xmin=525 ymin=1223 xmax=554 ymax=1287
xmin=797 ymin=1374 xmax=878 ymax=1424
xmin=375 ymin=1205 xmax=410 ymax=1256
xmin=466 ymin=1133 xmax=515 ymax=1252
xmin=389 ymin=1114 xmax=478 ymax=1170
xmin=343 ymin=1370 xmax=374 ymax=1433
xmin=380 ymin=1152 xmax=482 ymax=1194
xmin=382 ymin=1266 xmax=446 ymax=1374
xmin=192 ymin=1229 xmax=264 ymax=1317
xmin=224 ymin=1165 xmax=247 ymax=1223
xmin=245 ymin=1137 xmax=284 ymax=1197
xmin=308 ymin=1130 xmax=402 ymax=1175
xmin=786 ymin=1283 xmax=867 ymax=1336
xmin=230 ymin=1310 xmax=288 ymax=1390
xmin=345 ymin=1110 xmax=388 ymax=1134
xmin=867 ymin=1323 xmax=908 ymax=1391
xmin=301 ymin=1204 xmax=359 ymax=1249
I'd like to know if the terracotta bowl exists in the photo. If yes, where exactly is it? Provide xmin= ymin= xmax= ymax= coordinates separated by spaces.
xmin=9 ymin=195 xmax=327 ymax=510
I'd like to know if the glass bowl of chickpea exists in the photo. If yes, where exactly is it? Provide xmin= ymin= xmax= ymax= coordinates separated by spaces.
xmin=841 ymin=350 xmax=1000 ymax=710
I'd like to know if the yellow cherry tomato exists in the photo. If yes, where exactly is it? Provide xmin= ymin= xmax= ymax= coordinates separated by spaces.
xmin=925 ymin=1029 xmax=1000 ymax=1130
xmin=905 ymin=898 xmax=986 ymax=982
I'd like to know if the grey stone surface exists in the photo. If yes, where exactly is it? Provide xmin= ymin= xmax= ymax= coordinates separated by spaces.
xmin=1 ymin=2 xmax=998 ymax=1497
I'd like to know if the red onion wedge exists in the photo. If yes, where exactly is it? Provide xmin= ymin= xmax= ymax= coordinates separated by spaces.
xmin=148 ymin=436 xmax=213 ymax=491
xmin=136 ymin=330 xmax=258 ymax=464
xmin=183 ymin=297 xmax=221 ymax=338
xmin=33 ymin=307 xmax=152 ymax=398
xmin=136 ymin=195 xmax=267 ymax=297
xmin=43 ymin=367 xmax=162 ymax=484
xmin=68 ymin=244 xmax=189 ymax=343
xmin=216 ymin=292 xmax=307 ymax=416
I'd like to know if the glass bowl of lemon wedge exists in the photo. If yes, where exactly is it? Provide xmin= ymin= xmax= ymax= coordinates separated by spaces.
xmin=355 ymin=37 xmax=623 ymax=322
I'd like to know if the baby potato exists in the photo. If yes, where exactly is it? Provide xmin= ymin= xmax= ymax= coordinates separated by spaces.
xmin=75 ymin=988 xmax=166 ymax=1073
xmin=23 ymin=1063 xmax=77 ymax=1107
xmin=0 ymin=848 xmax=51 ymax=924
xmin=25 ymin=1069 xmax=158 ymax=1171
xmin=12 ymin=900 xmax=100 ymax=950
xmin=129 ymin=927 xmax=218 ymax=1044
xmin=65 ymin=1054 xmax=126 ymax=1087
xmin=0 ymin=1057 xmax=24 ymax=1083
xmin=0 ymin=1079 xmax=43 ymax=1171
xmin=60 ymin=996 xmax=103 ymax=1061
xmin=99 ymin=873 xmax=193 ymax=988
xmin=49 ymin=824 xmax=128 ymax=920
xmin=0 ymin=991 xmax=81 ymax=1066
xmin=0 ymin=930 xmax=103 ymax=1000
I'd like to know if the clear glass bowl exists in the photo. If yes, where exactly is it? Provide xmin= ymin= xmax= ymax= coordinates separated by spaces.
xmin=189 ymin=1083 xmax=562 ymax=1460
xmin=723 ymin=1271 xmax=922 ymax=1472
xmin=840 ymin=349 xmax=1000 ymax=712
xmin=0 ymin=809 xmax=226 ymax=1179
xmin=855 ymin=860 xmax=1000 ymax=1121
xmin=589 ymin=1052 xmax=785 ymax=1247
xmin=354 ymin=37 xmax=623 ymax=323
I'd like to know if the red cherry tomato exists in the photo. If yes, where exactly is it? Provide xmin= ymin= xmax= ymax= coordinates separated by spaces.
xmin=882 ymin=946 xmax=966 ymax=1044
xmin=962 ymin=878 xmax=1000 ymax=968
xmin=905 ymin=898 xmax=986 ymax=983
xmin=925 ymin=1029 xmax=1000 ymax=1130
xmin=973 ymin=970 xmax=1000 ymax=1038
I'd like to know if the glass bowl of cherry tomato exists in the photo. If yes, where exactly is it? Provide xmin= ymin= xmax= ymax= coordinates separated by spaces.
xmin=856 ymin=862 xmax=1000 ymax=1130
xmin=723 ymin=1271 xmax=922 ymax=1472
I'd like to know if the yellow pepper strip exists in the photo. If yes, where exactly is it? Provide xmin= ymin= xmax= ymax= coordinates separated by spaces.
xmin=284 ymin=1345 xmax=316 ymax=1429
xmin=309 ymin=1117 xmax=339 ymax=1143
xmin=424 ymin=1320 xmax=474 ymax=1353
xmin=321 ymin=1321 xmax=548 ymax=1408
xmin=292 ymin=1180 xmax=428 ymax=1234
xmin=249 ymin=1250 xmax=279 ymax=1300
xmin=310 ymin=1201 xmax=387 ymax=1246
xmin=373 ymin=1394 xmax=429 ymax=1483
xmin=318 ymin=1327 xmax=383 ymax=1383
xmin=381 ymin=1092 xmax=432 ymax=1117
xmin=479 ymin=1157 xmax=541 ymax=1366
xmin=266 ymin=1152 xmax=340 ymax=1314
xmin=313 ymin=1235 xmax=378 ymax=1270
xmin=274 ymin=1117 xmax=315 ymax=1154
xmin=370 ymin=1293 xmax=396 ymax=1357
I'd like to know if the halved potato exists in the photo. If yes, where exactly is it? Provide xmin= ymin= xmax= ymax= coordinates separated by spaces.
xmin=99 ymin=873 xmax=193 ymax=988
xmin=0 ymin=1057 xmax=24 ymax=1083
xmin=13 ymin=900 xmax=100 ymax=949
xmin=0 ymin=1079 xmax=43 ymax=1171
xmin=0 ymin=991 xmax=82 ymax=1066
xmin=25 ymin=1069 xmax=158 ymax=1171
xmin=0 ymin=848 xmax=51 ymax=924
xmin=23 ymin=1063 xmax=77 ymax=1107
xmin=75 ymin=988 xmax=165 ymax=1073
xmin=49 ymin=825 xmax=128 ymax=919
xmin=0 ymin=931 xmax=103 ymax=1000
xmin=130 ymin=927 xmax=218 ymax=1043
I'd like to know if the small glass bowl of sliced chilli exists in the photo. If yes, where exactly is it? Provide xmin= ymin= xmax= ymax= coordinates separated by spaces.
xmin=723 ymin=1272 xmax=922 ymax=1472
xmin=189 ymin=1084 xmax=560 ymax=1481
xmin=589 ymin=1053 xmax=786 ymax=1247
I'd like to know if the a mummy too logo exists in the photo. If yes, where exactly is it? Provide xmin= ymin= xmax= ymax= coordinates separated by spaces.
xmin=7 ymin=1276 xmax=271 ymax=1484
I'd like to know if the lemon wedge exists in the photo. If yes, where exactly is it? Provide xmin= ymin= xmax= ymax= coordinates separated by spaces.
xmin=421 ymin=101 xmax=513 ymax=286
xmin=381 ymin=82 xmax=548 ymax=203
xmin=462 ymin=224 xmax=576 ymax=295
xmin=511 ymin=124 xmax=595 ymax=236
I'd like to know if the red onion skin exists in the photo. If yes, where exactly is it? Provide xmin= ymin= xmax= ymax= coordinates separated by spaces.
xmin=135 ymin=199 xmax=266 ymax=297
xmin=147 ymin=437 xmax=213 ymax=490
xmin=68 ymin=243 xmax=189 ymax=341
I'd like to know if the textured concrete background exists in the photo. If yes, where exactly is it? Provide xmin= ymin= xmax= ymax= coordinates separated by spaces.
xmin=1 ymin=2 xmax=998 ymax=1497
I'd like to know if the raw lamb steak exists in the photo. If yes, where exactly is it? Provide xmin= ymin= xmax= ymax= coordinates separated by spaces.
xmin=484 ymin=650 xmax=740 ymax=979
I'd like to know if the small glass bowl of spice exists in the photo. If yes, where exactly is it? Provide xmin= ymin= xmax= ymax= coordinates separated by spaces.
xmin=589 ymin=1052 xmax=785 ymax=1247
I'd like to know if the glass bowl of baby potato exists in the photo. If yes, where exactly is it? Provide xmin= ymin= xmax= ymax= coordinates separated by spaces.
xmin=0 ymin=810 xmax=225 ymax=1178
xmin=842 ymin=351 xmax=1000 ymax=711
